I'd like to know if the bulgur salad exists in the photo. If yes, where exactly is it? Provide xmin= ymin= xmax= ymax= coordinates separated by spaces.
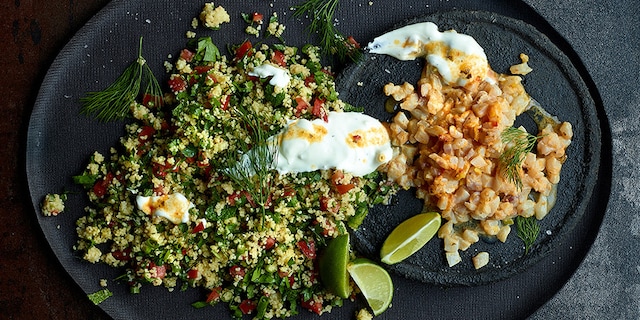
xmin=69 ymin=32 xmax=396 ymax=318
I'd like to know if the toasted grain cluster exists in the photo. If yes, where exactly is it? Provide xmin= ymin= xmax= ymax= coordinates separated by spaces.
xmin=380 ymin=60 xmax=572 ymax=267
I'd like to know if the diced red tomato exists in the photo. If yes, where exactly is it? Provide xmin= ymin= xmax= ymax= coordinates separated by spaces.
xmin=294 ymin=97 xmax=310 ymax=117
xmin=187 ymin=269 xmax=199 ymax=279
xmin=229 ymin=265 xmax=246 ymax=278
xmin=168 ymin=74 xmax=187 ymax=93
xmin=179 ymin=49 xmax=195 ymax=62
xmin=304 ymin=74 xmax=315 ymax=87
xmin=320 ymin=196 xmax=341 ymax=214
xmin=150 ymin=263 xmax=166 ymax=279
xmin=152 ymin=163 xmax=168 ymax=178
xmin=205 ymin=287 xmax=222 ymax=303
xmin=335 ymin=183 xmax=355 ymax=194
xmin=239 ymin=299 xmax=257 ymax=314
xmin=142 ymin=93 xmax=163 ymax=108
xmin=93 ymin=172 xmax=114 ymax=198
xmin=263 ymin=237 xmax=276 ymax=250
xmin=192 ymin=221 xmax=205 ymax=233
xmin=227 ymin=192 xmax=242 ymax=206
xmin=252 ymin=12 xmax=263 ymax=22
xmin=301 ymin=298 xmax=323 ymax=315
xmin=111 ymin=248 xmax=132 ymax=261
xmin=221 ymin=95 xmax=231 ymax=111
xmin=296 ymin=239 xmax=316 ymax=259
xmin=272 ymin=50 xmax=286 ymax=67
xmin=346 ymin=36 xmax=361 ymax=50
xmin=331 ymin=170 xmax=355 ymax=194
xmin=311 ymin=98 xmax=328 ymax=122
xmin=138 ymin=126 xmax=156 ymax=142
xmin=320 ymin=68 xmax=334 ymax=77
xmin=282 ymin=187 xmax=296 ymax=198
xmin=278 ymin=271 xmax=295 ymax=287
xmin=235 ymin=40 xmax=253 ymax=60
xmin=194 ymin=65 xmax=213 ymax=74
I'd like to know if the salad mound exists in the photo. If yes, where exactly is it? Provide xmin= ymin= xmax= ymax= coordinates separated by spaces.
xmin=73 ymin=37 xmax=395 ymax=318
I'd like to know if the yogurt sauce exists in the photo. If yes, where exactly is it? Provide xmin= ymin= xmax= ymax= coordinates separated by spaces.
xmin=367 ymin=22 xmax=492 ymax=85
xmin=136 ymin=193 xmax=193 ymax=224
xmin=270 ymin=111 xmax=393 ymax=177
xmin=248 ymin=63 xmax=291 ymax=88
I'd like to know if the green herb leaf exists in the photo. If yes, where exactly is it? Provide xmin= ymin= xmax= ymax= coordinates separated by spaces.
xmin=73 ymin=173 xmax=98 ymax=187
xmin=293 ymin=0 xmax=362 ymax=62
xmin=80 ymin=37 xmax=162 ymax=122
xmin=197 ymin=37 xmax=221 ymax=62
xmin=87 ymin=288 xmax=113 ymax=305
xmin=515 ymin=216 xmax=540 ymax=254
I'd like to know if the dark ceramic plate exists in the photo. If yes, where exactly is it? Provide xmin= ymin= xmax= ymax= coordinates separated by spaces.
xmin=27 ymin=1 xmax=607 ymax=319
xmin=336 ymin=10 xmax=601 ymax=286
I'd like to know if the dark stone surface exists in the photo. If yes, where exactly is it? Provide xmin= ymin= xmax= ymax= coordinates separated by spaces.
xmin=2 ymin=0 xmax=634 ymax=319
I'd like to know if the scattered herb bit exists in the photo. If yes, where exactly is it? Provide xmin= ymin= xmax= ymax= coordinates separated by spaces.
xmin=293 ymin=0 xmax=362 ymax=62
xmin=196 ymin=37 xmax=221 ymax=62
xmin=80 ymin=37 xmax=162 ymax=122
xmin=87 ymin=288 xmax=113 ymax=305
xmin=515 ymin=216 xmax=540 ymax=254
xmin=499 ymin=127 xmax=540 ymax=189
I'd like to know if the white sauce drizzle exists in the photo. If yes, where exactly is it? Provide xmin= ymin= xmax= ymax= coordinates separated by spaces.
xmin=136 ymin=193 xmax=193 ymax=224
xmin=248 ymin=63 xmax=291 ymax=88
xmin=270 ymin=112 xmax=393 ymax=176
xmin=367 ymin=22 xmax=492 ymax=85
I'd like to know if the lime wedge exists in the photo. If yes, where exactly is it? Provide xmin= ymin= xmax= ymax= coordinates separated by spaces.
xmin=347 ymin=258 xmax=393 ymax=316
xmin=380 ymin=211 xmax=441 ymax=264
xmin=319 ymin=234 xmax=350 ymax=298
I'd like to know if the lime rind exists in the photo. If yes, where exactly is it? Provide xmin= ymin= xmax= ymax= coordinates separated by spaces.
xmin=319 ymin=234 xmax=351 ymax=298
xmin=380 ymin=212 xmax=441 ymax=264
xmin=347 ymin=258 xmax=393 ymax=316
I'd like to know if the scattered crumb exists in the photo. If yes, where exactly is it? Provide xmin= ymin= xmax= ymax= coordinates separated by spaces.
xmin=199 ymin=2 xmax=230 ymax=30
xmin=357 ymin=81 xmax=364 ymax=87
xmin=472 ymin=252 xmax=490 ymax=269
xmin=100 ymin=279 xmax=108 ymax=287
xmin=266 ymin=12 xmax=285 ymax=38
xmin=510 ymin=53 xmax=533 ymax=75
xmin=186 ymin=30 xmax=196 ymax=39
xmin=356 ymin=308 xmax=374 ymax=320
xmin=41 ymin=193 xmax=66 ymax=216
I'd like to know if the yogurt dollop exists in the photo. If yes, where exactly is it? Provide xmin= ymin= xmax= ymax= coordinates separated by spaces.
xmin=367 ymin=22 xmax=492 ymax=85
xmin=248 ymin=63 xmax=291 ymax=88
xmin=271 ymin=112 xmax=392 ymax=177
xmin=136 ymin=193 xmax=193 ymax=224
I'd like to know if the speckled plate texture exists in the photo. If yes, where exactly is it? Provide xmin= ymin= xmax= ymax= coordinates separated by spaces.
xmin=26 ymin=0 xmax=610 ymax=319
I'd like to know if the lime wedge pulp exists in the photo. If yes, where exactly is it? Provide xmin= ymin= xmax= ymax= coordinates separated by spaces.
xmin=347 ymin=258 xmax=393 ymax=316
xmin=319 ymin=234 xmax=350 ymax=298
xmin=380 ymin=211 xmax=441 ymax=264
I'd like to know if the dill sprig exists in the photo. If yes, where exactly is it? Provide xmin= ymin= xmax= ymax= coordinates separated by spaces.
xmin=293 ymin=0 xmax=362 ymax=62
xmin=499 ymin=127 xmax=540 ymax=190
xmin=515 ymin=216 xmax=540 ymax=255
xmin=80 ymin=37 xmax=162 ymax=122
xmin=223 ymin=105 xmax=277 ymax=224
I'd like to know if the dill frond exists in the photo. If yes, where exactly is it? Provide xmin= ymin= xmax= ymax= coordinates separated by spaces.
xmin=515 ymin=215 xmax=540 ymax=255
xmin=499 ymin=127 xmax=540 ymax=190
xmin=80 ymin=37 xmax=162 ymax=122
xmin=293 ymin=0 xmax=362 ymax=62
xmin=223 ymin=105 xmax=277 ymax=225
